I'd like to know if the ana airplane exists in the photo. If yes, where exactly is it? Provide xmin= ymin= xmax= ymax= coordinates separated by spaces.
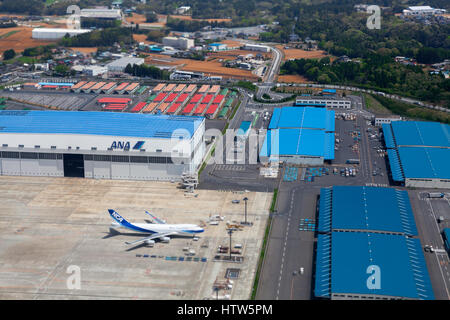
xmin=108 ymin=209 xmax=204 ymax=247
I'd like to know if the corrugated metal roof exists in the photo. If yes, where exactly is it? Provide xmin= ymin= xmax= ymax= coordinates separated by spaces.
xmin=0 ymin=111 xmax=203 ymax=139
xmin=314 ymin=234 xmax=331 ymax=298
xmin=330 ymin=232 xmax=434 ymax=299
xmin=317 ymin=188 xmax=332 ymax=233
xmin=382 ymin=123 xmax=396 ymax=149
xmin=398 ymin=146 xmax=450 ymax=180
xmin=329 ymin=186 xmax=417 ymax=235
xmin=389 ymin=121 xmax=450 ymax=148
xmin=387 ymin=148 xmax=405 ymax=182
xmin=268 ymin=107 xmax=334 ymax=131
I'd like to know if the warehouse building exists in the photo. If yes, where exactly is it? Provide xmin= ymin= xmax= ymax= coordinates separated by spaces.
xmin=32 ymin=28 xmax=91 ymax=40
xmin=242 ymin=44 xmax=270 ymax=52
xmin=259 ymin=107 xmax=335 ymax=165
xmin=382 ymin=121 xmax=450 ymax=189
xmin=0 ymin=111 xmax=205 ymax=181
xmin=162 ymin=36 xmax=194 ymax=50
xmin=80 ymin=8 xmax=123 ymax=20
xmin=402 ymin=6 xmax=446 ymax=16
xmin=295 ymin=96 xmax=352 ymax=109
xmin=106 ymin=57 xmax=145 ymax=73
xmin=315 ymin=186 xmax=434 ymax=300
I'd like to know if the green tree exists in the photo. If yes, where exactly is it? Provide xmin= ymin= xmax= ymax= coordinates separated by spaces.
xmin=3 ymin=49 xmax=15 ymax=60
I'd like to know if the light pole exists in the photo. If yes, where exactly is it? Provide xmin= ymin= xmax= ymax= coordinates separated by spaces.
xmin=228 ymin=229 xmax=233 ymax=261
xmin=243 ymin=197 xmax=248 ymax=225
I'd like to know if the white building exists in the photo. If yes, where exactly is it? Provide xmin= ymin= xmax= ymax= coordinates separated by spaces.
xmin=242 ymin=44 xmax=271 ymax=53
xmin=32 ymin=28 xmax=91 ymax=40
xmin=402 ymin=6 xmax=446 ymax=16
xmin=295 ymin=97 xmax=352 ymax=109
xmin=162 ymin=37 xmax=195 ymax=50
xmin=374 ymin=116 xmax=402 ymax=126
xmin=0 ymin=111 xmax=205 ymax=181
xmin=106 ymin=57 xmax=144 ymax=73
xmin=176 ymin=6 xmax=191 ymax=15
xmin=80 ymin=8 xmax=123 ymax=20
xmin=72 ymin=65 xmax=108 ymax=77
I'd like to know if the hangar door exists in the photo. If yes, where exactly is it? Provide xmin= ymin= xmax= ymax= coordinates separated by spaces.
xmin=63 ymin=154 xmax=85 ymax=178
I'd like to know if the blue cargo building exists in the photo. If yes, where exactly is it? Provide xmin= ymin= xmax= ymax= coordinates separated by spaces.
xmin=382 ymin=121 xmax=450 ymax=189
xmin=259 ymin=107 xmax=335 ymax=165
xmin=315 ymin=186 xmax=435 ymax=300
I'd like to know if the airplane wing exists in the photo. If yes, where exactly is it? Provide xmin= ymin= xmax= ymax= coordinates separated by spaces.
xmin=125 ymin=231 xmax=177 ymax=246
xmin=145 ymin=211 xmax=166 ymax=224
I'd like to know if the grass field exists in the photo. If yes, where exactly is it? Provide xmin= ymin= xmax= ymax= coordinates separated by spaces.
xmin=363 ymin=93 xmax=392 ymax=115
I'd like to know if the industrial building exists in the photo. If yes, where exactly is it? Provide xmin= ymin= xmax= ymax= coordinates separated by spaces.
xmin=162 ymin=37 xmax=194 ymax=50
xmin=32 ymin=28 xmax=91 ymax=40
xmin=382 ymin=121 xmax=450 ymax=189
xmin=295 ymin=96 xmax=352 ymax=109
xmin=242 ymin=44 xmax=270 ymax=52
xmin=80 ymin=8 xmax=123 ymax=20
xmin=0 ymin=111 xmax=205 ymax=181
xmin=373 ymin=116 xmax=402 ymax=126
xmin=315 ymin=186 xmax=434 ymax=300
xmin=72 ymin=65 xmax=108 ymax=77
xmin=106 ymin=57 xmax=145 ymax=73
xmin=402 ymin=6 xmax=446 ymax=16
xmin=259 ymin=107 xmax=335 ymax=165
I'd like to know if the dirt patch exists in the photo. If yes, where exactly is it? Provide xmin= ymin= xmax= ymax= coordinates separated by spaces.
xmin=144 ymin=53 xmax=181 ymax=66
xmin=0 ymin=27 xmax=53 ymax=54
xmin=178 ymin=58 xmax=259 ymax=80
xmin=133 ymin=34 xmax=157 ymax=45
xmin=220 ymin=39 xmax=244 ymax=48
xmin=277 ymin=74 xmax=311 ymax=84
xmin=69 ymin=47 xmax=97 ymax=55
xmin=276 ymin=45 xmax=329 ymax=61
xmin=126 ymin=13 xmax=147 ymax=24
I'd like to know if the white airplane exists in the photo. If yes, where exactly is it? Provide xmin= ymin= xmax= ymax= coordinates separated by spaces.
xmin=108 ymin=209 xmax=204 ymax=247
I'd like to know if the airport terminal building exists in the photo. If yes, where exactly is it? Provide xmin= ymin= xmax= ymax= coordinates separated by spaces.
xmin=0 ymin=111 xmax=205 ymax=181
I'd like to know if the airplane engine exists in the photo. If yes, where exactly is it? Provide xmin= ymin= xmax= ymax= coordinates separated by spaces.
xmin=161 ymin=237 xmax=170 ymax=243
xmin=146 ymin=239 xmax=155 ymax=246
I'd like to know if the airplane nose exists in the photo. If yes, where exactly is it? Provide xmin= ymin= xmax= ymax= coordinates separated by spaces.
xmin=108 ymin=209 xmax=114 ymax=214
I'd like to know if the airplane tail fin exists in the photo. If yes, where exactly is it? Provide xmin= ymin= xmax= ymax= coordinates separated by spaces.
xmin=108 ymin=209 xmax=130 ymax=226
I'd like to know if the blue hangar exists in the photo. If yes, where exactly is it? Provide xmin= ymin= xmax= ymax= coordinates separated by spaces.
xmin=315 ymin=186 xmax=435 ymax=300
xmin=0 ymin=111 xmax=205 ymax=181
xmin=383 ymin=120 xmax=450 ymax=189
xmin=259 ymin=107 xmax=335 ymax=165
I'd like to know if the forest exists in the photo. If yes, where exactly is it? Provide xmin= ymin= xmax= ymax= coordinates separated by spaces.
xmin=281 ymin=57 xmax=450 ymax=108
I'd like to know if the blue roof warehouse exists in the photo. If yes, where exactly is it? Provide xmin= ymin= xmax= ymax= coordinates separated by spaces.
xmin=0 ymin=111 xmax=206 ymax=181
xmin=382 ymin=121 xmax=450 ymax=189
xmin=315 ymin=186 xmax=435 ymax=300
xmin=260 ymin=106 xmax=335 ymax=165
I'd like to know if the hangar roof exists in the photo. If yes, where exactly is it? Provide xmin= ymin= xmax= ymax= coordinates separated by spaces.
xmin=259 ymin=128 xmax=335 ymax=159
xmin=318 ymin=186 xmax=417 ymax=236
xmin=268 ymin=107 xmax=335 ymax=132
xmin=388 ymin=121 xmax=450 ymax=148
xmin=383 ymin=121 xmax=450 ymax=182
xmin=330 ymin=232 xmax=434 ymax=299
xmin=398 ymin=146 xmax=450 ymax=180
xmin=0 ymin=110 xmax=204 ymax=139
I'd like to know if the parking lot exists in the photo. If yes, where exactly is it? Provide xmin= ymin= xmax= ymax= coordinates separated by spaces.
xmin=0 ymin=176 xmax=271 ymax=300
